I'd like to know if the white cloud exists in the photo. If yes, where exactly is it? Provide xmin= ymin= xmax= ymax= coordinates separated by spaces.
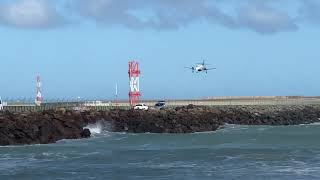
xmin=0 ymin=0 xmax=65 ymax=28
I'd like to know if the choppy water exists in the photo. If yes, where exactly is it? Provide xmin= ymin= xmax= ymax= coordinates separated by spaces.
xmin=1 ymin=123 xmax=320 ymax=180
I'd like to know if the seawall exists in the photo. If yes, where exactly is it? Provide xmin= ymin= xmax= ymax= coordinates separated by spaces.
xmin=1 ymin=105 xmax=320 ymax=145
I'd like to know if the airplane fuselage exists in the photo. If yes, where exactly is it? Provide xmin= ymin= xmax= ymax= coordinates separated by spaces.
xmin=195 ymin=65 xmax=206 ymax=72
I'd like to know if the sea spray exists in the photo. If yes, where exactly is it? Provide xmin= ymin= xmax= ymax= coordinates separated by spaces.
xmin=84 ymin=121 xmax=112 ymax=135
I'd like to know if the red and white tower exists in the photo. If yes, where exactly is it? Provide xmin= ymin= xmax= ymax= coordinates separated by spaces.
xmin=35 ymin=74 xmax=42 ymax=106
xmin=128 ymin=61 xmax=141 ymax=106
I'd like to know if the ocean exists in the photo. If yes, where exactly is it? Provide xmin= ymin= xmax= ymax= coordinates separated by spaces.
xmin=1 ymin=123 xmax=320 ymax=180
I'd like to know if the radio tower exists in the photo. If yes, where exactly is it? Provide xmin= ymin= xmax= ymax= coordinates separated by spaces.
xmin=35 ymin=74 xmax=42 ymax=106
xmin=115 ymin=83 xmax=119 ymax=107
xmin=128 ymin=61 xmax=141 ymax=106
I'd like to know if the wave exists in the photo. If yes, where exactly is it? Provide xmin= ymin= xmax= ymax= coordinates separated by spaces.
xmin=84 ymin=122 xmax=103 ymax=134
xmin=306 ymin=122 xmax=320 ymax=126
xmin=84 ymin=121 xmax=112 ymax=136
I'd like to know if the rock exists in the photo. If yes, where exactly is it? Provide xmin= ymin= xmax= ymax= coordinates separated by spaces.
xmin=1 ymin=105 xmax=320 ymax=146
xmin=57 ymin=108 xmax=66 ymax=114
xmin=81 ymin=129 xmax=91 ymax=138
xmin=187 ymin=104 xmax=195 ymax=109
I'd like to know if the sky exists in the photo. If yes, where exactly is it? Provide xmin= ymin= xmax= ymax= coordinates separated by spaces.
xmin=0 ymin=0 xmax=319 ymax=100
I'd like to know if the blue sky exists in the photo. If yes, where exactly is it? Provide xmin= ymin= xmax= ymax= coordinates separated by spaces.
xmin=0 ymin=0 xmax=319 ymax=100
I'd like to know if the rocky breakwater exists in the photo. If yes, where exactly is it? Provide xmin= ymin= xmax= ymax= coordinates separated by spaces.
xmin=110 ymin=105 xmax=320 ymax=133
xmin=1 ymin=105 xmax=320 ymax=146
xmin=109 ymin=107 xmax=223 ymax=133
xmin=217 ymin=105 xmax=320 ymax=126
xmin=0 ymin=109 xmax=104 ymax=146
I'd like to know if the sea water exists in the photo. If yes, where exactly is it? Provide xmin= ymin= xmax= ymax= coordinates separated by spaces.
xmin=1 ymin=123 xmax=320 ymax=180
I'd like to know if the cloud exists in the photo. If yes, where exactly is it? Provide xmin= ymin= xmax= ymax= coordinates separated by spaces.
xmin=298 ymin=0 xmax=320 ymax=25
xmin=237 ymin=2 xmax=298 ymax=33
xmin=0 ymin=0 xmax=320 ymax=34
xmin=75 ymin=0 xmax=302 ymax=34
xmin=75 ymin=0 xmax=147 ymax=29
xmin=75 ymin=0 xmax=238 ymax=30
xmin=0 ymin=0 xmax=66 ymax=28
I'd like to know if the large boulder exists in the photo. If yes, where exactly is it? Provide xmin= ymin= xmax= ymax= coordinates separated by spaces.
xmin=81 ymin=128 xmax=91 ymax=138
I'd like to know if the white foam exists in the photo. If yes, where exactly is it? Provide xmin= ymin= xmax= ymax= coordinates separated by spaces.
xmin=297 ymin=122 xmax=320 ymax=126
xmin=309 ymin=122 xmax=320 ymax=126
xmin=84 ymin=122 xmax=103 ymax=135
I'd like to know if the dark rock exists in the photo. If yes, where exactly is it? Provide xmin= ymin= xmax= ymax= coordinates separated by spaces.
xmin=1 ymin=105 xmax=320 ymax=146
xmin=81 ymin=128 xmax=91 ymax=138
xmin=187 ymin=104 xmax=195 ymax=109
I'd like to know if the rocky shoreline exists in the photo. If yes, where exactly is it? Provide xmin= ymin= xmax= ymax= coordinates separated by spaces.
xmin=1 ymin=105 xmax=320 ymax=146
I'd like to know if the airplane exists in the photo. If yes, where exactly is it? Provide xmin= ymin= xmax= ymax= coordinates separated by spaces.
xmin=185 ymin=60 xmax=216 ymax=73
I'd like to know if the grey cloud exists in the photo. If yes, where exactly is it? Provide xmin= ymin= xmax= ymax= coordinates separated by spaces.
xmin=237 ymin=2 xmax=298 ymax=33
xmin=75 ymin=0 xmax=302 ymax=34
xmin=298 ymin=0 xmax=320 ymax=24
xmin=0 ymin=0 xmax=66 ymax=28
xmin=146 ymin=0 xmax=238 ymax=29
xmin=1 ymin=0 xmax=320 ymax=34
xmin=75 ymin=0 xmax=237 ymax=30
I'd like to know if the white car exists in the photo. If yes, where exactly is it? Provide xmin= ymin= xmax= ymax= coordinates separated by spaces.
xmin=134 ymin=103 xmax=149 ymax=110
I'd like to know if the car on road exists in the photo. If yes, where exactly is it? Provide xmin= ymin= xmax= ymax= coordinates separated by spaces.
xmin=154 ymin=101 xmax=166 ymax=109
xmin=134 ymin=103 xmax=149 ymax=110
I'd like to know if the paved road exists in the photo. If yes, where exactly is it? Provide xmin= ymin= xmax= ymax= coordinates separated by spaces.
xmin=2 ymin=97 xmax=320 ymax=112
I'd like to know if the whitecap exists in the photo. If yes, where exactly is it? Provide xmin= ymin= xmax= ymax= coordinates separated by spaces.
xmin=309 ymin=122 xmax=320 ymax=126
xmin=84 ymin=121 xmax=112 ymax=135
xmin=84 ymin=122 xmax=103 ymax=134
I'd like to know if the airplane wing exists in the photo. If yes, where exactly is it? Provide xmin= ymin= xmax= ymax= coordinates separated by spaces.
xmin=206 ymin=68 xmax=217 ymax=70
xmin=184 ymin=67 xmax=194 ymax=70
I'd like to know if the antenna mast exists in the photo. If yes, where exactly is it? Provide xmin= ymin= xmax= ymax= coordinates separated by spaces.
xmin=115 ymin=83 xmax=118 ymax=107
xmin=128 ymin=61 xmax=141 ymax=106
xmin=35 ymin=74 xmax=42 ymax=106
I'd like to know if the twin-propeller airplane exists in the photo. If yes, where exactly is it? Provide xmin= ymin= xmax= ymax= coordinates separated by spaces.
xmin=185 ymin=60 xmax=216 ymax=73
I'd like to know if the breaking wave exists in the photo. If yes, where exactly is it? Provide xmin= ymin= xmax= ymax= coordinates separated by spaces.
xmin=84 ymin=121 xmax=112 ymax=135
